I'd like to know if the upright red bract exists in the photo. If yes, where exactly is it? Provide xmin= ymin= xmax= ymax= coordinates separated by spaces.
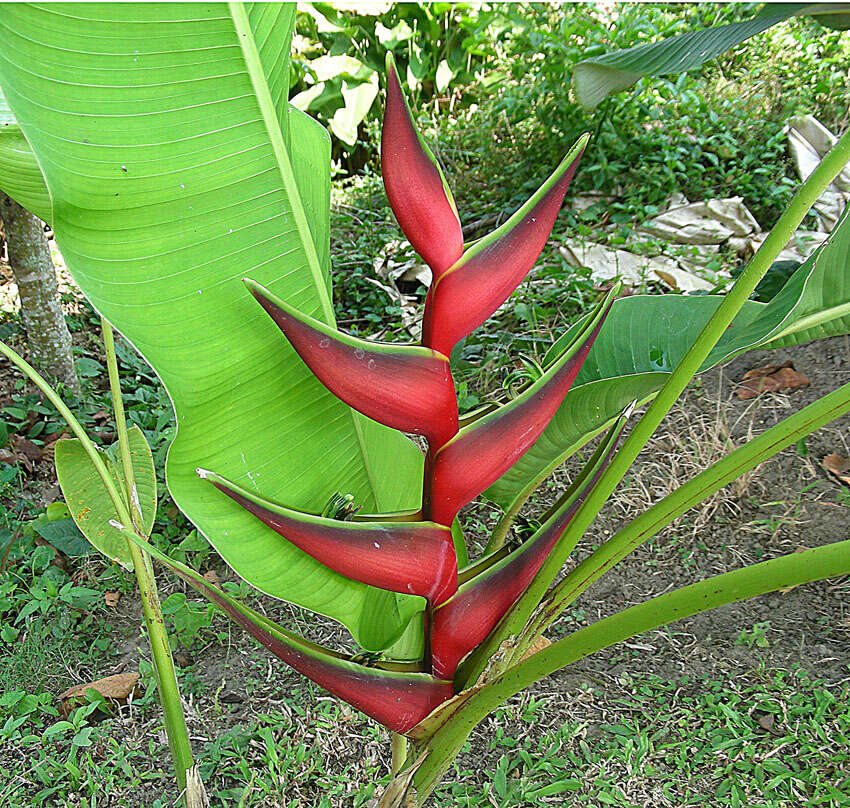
xmin=198 ymin=56 xmax=618 ymax=732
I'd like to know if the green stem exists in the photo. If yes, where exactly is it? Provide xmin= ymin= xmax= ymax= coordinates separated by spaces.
xmin=100 ymin=319 xmax=195 ymax=796
xmin=485 ymin=495 xmax=523 ymax=553
xmin=523 ymin=380 xmax=850 ymax=643
xmin=1 ymin=337 xmax=196 ymax=798
xmin=391 ymin=732 xmax=408 ymax=777
xmin=101 ymin=321 xmax=140 ymax=526
xmin=0 ymin=341 xmax=126 ymax=516
xmin=412 ymin=539 xmax=850 ymax=802
xmin=464 ymin=126 xmax=850 ymax=685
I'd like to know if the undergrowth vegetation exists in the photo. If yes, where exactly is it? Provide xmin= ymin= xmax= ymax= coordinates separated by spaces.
xmin=327 ymin=3 xmax=850 ymax=408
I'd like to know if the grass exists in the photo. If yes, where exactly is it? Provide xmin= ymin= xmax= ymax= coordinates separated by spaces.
xmin=434 ymin=668 xmax=850 ymax=807
xmin=1 ymin=663 xmax=847 ymax=807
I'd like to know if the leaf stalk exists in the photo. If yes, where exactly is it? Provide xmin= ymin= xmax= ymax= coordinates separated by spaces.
xmin=101 ymin=319 xmax=198 ymax=798
xmin=464 ymin=126 xmax=850 ymax=683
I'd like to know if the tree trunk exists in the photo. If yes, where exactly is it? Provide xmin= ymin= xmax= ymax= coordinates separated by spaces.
xmin=1 ymin=194 xmax=80 ymax=395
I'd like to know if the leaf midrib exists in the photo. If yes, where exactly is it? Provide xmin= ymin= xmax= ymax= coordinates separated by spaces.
xmin=227 ymin=2 xmax=384 ymax=509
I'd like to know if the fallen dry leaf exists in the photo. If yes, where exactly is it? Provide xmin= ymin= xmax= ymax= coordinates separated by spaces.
xmin=735 ymin=361 xmax=810 ymax=400
xmin=11 ymin=434 xmax=42 ymax=461
xmin=103 ymin=591 xmax=120 ymax=608
xmin=58 ymin=672 xmax=140 ymax=716
xmin=823 ymin=453 xmax=850 ymax=485
xmin=519 ymin=635 xmax=552 ymax=661
xmin=202 ymin=569 xmax=219 ymax=585
xmin=754 ymin=711 xmax=781 ymax=734
xmin=40 ymin=431 xmax=70 ymax=462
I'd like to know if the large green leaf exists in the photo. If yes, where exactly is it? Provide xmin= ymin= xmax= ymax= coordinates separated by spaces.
xmin=55 ymin=425 xmax=157 ymax=569
xmin=0 ymin=85 xmax=50 ymax=221
xmin=0 ymin=3 xmax=423 ymax=651
xmin=487 ymin=205 xmax=850 ymax=509
xmin=571 ymin=3 xmax=840 ymax=110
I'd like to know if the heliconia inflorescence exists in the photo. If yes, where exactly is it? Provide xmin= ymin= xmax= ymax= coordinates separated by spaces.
xmin=181 ymin=52 xmax=624 ymax=736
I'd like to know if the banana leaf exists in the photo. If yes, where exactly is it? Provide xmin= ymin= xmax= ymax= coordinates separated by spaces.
xmin=572 ymin=3 xmax=849 ymax=110
xmin=0 ymin=3 xmax=423 ymax=652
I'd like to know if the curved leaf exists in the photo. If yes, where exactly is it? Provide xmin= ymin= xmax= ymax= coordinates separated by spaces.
xmin=0 ymin=3 xmax=423 ymax=651
xmin=0 ymin=85 xmax=50 ymax=222
xmin=55 ymin=425 xmax=156 ymax=569
xmin=572 ymin=4 xmax=806 ymax=110
xmin=486 ymin=205 xmax=850 ymax=509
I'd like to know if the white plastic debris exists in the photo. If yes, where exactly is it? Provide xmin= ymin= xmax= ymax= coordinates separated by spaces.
xmin=728 ymin=230 xmax=828 ymax=263
xmin=786 ymin=115 xmax=850 ymax=192
xmin=639 ymin=197 xmax=759 ymax=244
xmin=786 ymin=115 xmax=850 ymax=232
xmin=559 ymin=240 xmax=715 ymax=292
xmin=570 ymin=191 xmax=615 ymax=213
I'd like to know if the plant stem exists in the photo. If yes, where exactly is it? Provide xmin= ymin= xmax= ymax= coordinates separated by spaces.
xmin=485 ymin=495 xmax=523 ymax=553
xmin=0 ymin=337 xmax=197 ymax=799
xmin=0 ymin=341 xmax=126 ymax=515
xmin=523 ymin=380 xmax=850 ymax=642
xmin=129 ymin=539 xmax=195 ymax=794
xmin=100 ymin=319 xmax=195 ymax=796
xmin=390 ymin=732 xmax=407 ymax=776
xmin=101 ymin=322 xmax=142 ymax=525
xmin=413 ymin=539 xmax=850 ymax=802
xmin=464 ymin=126 xmax=850 ymax=685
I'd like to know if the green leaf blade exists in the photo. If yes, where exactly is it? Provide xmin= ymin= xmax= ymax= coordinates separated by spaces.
xmin=55 ymin=425 xmax=157 ymax=569
xmin=573 ymin=4 xmax=805 ymax=109
xmin=0 ymin=3 xmax=422 ymax=650
xmin=0 ymin=85 xmax=51 ymax=222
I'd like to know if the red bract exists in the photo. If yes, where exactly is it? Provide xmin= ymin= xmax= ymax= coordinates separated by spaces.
xmin=136 ymin=536 xmax=454 ymax=735
xmin=194 ymin=58 xmax=620 ymax=732
xmin=425 ymin=291 xmax=614 ymax=526
xmin=204 ymin=469 xmax=457 ymax=605
xmin=247 ymin=279 xmax=459 ymax=448
xmin=430 ymin=413 xmax=628 ymax=679
xmin=421 ymin=139 xmax=587 ymax=358
xmin=381 ymin=52 xmax=463 ymax=279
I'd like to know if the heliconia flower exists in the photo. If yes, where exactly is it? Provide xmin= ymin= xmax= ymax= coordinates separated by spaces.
xmin=127 ymin=532 xmax=455 ymax=735
xmin=246 ymin=279 xmax=459 ymax=449
xmin=166 ymin=56 xmax=607 ymax=726
xmin=425 ymin=286 xmax=617 ymax=526
xmin=421 ymin=134 xmax=588 ymax=358
xmin=202 ymin=469 xmax=458 ymax=605
xmin=381 ymin=52 xmax=463 ymax=279
xmin=430 ymin=409 xmax=630 ymax=679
